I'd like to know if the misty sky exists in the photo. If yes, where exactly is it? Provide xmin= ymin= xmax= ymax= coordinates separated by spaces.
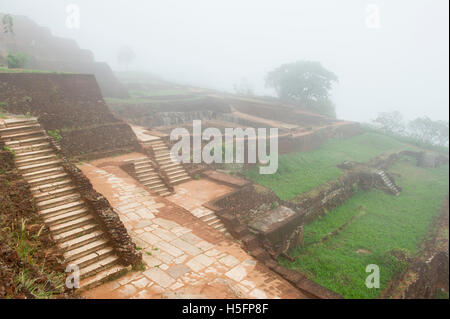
xmin=1 ymin=0 xmax=448 ymax=123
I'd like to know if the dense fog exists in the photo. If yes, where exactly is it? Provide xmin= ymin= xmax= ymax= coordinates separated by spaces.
xmin=1 ymin=0 xmax=448 ymax=122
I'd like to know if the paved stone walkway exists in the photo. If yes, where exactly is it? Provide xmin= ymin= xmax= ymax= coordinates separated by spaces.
xmin=79 ymin=158 xmax=305 ymax=299
xmin=166 ymin=179 xmax=233 ymax=220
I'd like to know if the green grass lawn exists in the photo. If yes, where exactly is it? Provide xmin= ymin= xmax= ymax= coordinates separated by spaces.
xmin=280 ymin=156 xmax=449 ymax=298
xmin=245 ymin=132 xmax=414 ymax=200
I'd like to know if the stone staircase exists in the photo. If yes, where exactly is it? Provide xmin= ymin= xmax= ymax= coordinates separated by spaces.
xmin=0 ymin=117 xmax=126 ymax=290
xmin=145 ymin=139 xmax=191 ymax=185
xmin=376 ymin=170 xmax=401 ymax=196
xmin=126 ymin=157 xmax=172 ymax=196
xmin=198 ymin=210 xmax=228 ymax=233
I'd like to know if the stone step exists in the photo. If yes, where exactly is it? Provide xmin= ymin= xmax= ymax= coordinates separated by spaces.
xmin=70 ymin=246 xmax=114 ymax=269
xmin=50 ymin=215 xmax=95 ymax=235
xmin=134 ymin=161 xmax=152 ymax=167
xmin=158 ymin=159 xmax=177 ymax=166
xmin=160 ymin=163 xmax=181 ymax=170
xmin=52 ymin=223 xmax=99 ymax=243
xmin=64 ymin=238 xmax=110 ymax=262
xmin=5 ymin=135 xmax=48 ymax=147
xmin=79 ymin=255 xmax=121 ymax=280
xmin=135 ymin=165 xmax=153 ymax=173
xmin=156 ymin=157 xmax=176 ymax=164
xmin=146 ymin=183 xmax=166 ymax=190
xmin=165 ymin=165 xmax=184 ymax=172
xmin=37 ymin=193 xmax=81 ymax=211
xmin=208 ymin=219 xmax=222 ymax=227
xmin=0 ymin=123 xmax=41 ymax=134
xmin=136 ymin=170 xmax=157 ymax=177
xmin=14 ymin=147 xmax=54 ymax=159
xmin=18 ymin=159 xmax=62 ymax=174
xmin=44 ymin=208 xmax=90 ymax=226
xmin=135 ymin=166 xmax=155 ymax=174
xmin=152 ymin=185 xmax=169 ymax=192
xmin=0 ymin=129 xmax=45 ymax=141
xmin=168 ymin=171 xmax=188 ymax=180
xmin=27 ymin=172 xmax=68 ymax=187
xmin=39 ymin=199 xmax=85 ymax=218
xmin=60 ymin=230 xmax=104 ymax=251
xmin=34 ymin=185 xmax=77 ymax=202
xmin=170 ymin=176 xmax=191 ymax=185
xmin=16 ymin=154 xmax=57 ymax=167
xmin=152 ymin=147 xmax=168 ymax=153
xmin=79 ymin=264 xmax=126 ymax=290
xmin=9 ymin=142 xmax=51 ymax=154
xmin=22 ymin=166 xmax=65 ymax=180
xmin=201 ymin=213 xmax=218 ymax=222
xmin=166 ymin=170 xmax=186 ymax=178
xmin=153 ymin=148 xmax=170 ymax=154
xmin=31 ymin=178 xmax=73 ymax=193
xmin=217 ymin=226 xmax=227 ymax=232
xmin=3 ymin=118 xmax=37 ymax=127
xmin=155 ymin=151 xmax=172 ymax=157
xmin=139 ymin=175 xmax=160 ymax=183
xmin=143 ymin=179 xmax=164 ymax=186
xmin=159 ymin=191 xmax=172 ymax=197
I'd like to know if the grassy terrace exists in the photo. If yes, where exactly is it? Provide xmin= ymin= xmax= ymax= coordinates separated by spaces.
xmin=0 ymin=67 xmax=70 ymax=74
xmin=280 ymin=156 xmax=449 ymax=298
xmin=245 ymin=132 xmax=414 ymax=200
xmin=105 ymin=88 xmax=203 ymax=105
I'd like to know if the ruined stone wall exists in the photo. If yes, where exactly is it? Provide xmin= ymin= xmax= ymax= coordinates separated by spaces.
xmin=403 ymin=251 xmax=449 ymax=299
xmin=0 ymin=73 xmax=139 ymax=158
xmin=288 ymin=171 xmax=374 ymax=223
xmin=108 ymin=97 xmax=231 ymax=128
xmin=207 ymin=186 xmax=342 ymax=299
xmin=231 ymin=99 xmax=333 ymax=126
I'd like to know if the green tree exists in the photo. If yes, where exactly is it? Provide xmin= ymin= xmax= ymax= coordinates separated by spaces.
xmin=117 ymin=46 xmax=136 ymax=71
xmin=265 ymin=61 xmax=338 ymax=117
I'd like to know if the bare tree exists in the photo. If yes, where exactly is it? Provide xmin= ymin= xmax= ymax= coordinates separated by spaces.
xmin=372 ymin=111 xmax=405 ymax=135
xmin=117 ymin=46 xmax=136 ymax=71
xmin=1 ymin=14 xmax=14 ymax=34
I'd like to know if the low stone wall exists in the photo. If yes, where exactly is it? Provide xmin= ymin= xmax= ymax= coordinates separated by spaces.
xmin=206 ymin=185 xmax=342 ymax=298
xmin=288 ymin=170 xmax=375 ymax=224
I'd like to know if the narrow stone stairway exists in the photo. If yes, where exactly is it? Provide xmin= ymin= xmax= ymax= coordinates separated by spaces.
xmin=145 ymin=139 xmax=191 ymax=185
xmin=126 ymin=157 xmax=172 ymax=196
xmin=376 ymin=170 xmax=401 ymax=196
xmin=0 ymin=117 xmax=126 ymax=290
xmin=198 ymin=210 xmax=228 ymax=233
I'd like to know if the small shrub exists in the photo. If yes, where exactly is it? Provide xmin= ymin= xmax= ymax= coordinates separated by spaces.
xmin=3 ymin=145 xmax=16 ymax=157
xmin=47 ymin=129 xmax=62 ymax=141
xmin=7 ymin=52 xmax=28 ymax=69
